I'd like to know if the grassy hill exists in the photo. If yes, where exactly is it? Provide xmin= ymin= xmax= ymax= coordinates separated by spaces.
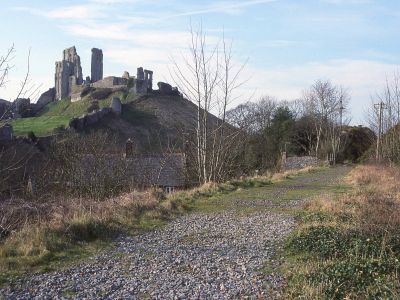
xmin=10 ymin=89 xmax=134 ymax=136
xmin=7 ymin=88 xmax=223 ymax=153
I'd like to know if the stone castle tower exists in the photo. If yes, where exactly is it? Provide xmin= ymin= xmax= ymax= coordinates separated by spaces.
xmin=55 ymin=47 xmax=83 ymax=100
xmin=91 ymin=48 xmax=103 ymax=83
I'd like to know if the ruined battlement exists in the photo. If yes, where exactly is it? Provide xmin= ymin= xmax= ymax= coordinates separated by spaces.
xmin=55 ymin=46 xmax=83 ymax=100
xmin=53 ymin=46 xmax=170 ymax=101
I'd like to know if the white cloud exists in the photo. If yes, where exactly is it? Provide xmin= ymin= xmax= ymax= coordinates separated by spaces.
xmin=241 ymin=59 xmax=399 ymax=124
xmin=13 ymin=5 xmax=105 ymax=20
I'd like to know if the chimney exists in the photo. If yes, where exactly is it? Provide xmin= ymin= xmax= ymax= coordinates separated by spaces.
xmin=125 ymin=138 xmax=134 ymax=158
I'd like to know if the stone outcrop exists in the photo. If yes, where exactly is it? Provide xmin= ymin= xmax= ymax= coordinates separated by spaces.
xmin=135 ymin=67 xmax=153 ymax=93
xmin=0 ymin=124 xmax=13 ymax=141
xmin=111 ymin=97 xmax=122 ymax=115
xmin=55 ymin=46 xmax=83 ymax=100
xmin=91 ymin=48 xmax=103 ymax=83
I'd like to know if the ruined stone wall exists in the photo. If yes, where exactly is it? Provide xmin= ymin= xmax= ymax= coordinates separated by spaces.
xmin=55 ymin=47 xmax=83 ymax=100
xmin=282 ymin=156 xmax=323 ymax=171
xmin=135 ymin=67 xmax=153 ymax=93
xmin=91 ymin=48 xmax=103 ymax=83
xmin=91 ymin=76 xmax=128 ymax=89
xmin=36 ymin=88 xmax=55 ymax=110
xmin=69 ymin=107 xmax=112 ymax=130
xmin=0 ymin=124 xmax=13 ymax=141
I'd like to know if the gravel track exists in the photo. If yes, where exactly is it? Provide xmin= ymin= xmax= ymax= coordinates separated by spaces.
xmin=0 ymin=166 xmax=350 ymax=299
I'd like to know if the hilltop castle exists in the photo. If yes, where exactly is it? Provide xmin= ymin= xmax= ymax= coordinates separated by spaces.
xmin=54 ymin=46 xmax=158 ymax=101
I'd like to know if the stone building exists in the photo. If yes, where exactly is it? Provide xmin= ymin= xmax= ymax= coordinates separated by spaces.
xmin=91 ymin=48 xmax=103 ymax=83
xmin=54 ymin=46 xmax=156 ymax=101
xmin=55 ymin=46 xmax=83 ymax=100
xmin=135 ymin=67 xmax=153 ymax=93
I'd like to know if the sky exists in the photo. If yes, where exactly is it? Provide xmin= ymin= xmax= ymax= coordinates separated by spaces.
xmin=0 ymin=0 xmax=399 ymax=124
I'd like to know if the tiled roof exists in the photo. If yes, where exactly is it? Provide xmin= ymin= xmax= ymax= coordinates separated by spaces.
xmin=127 ymin=153 xmax=186 ymax=187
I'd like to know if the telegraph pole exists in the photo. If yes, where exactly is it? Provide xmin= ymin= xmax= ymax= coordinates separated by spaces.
xmin=374 ymin=101 xmax=386 ymax=161
xmin=339 ymin=98 xmax=344 ymax=130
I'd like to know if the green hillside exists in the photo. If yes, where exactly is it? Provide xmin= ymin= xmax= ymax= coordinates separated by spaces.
xmin=10 ymin=89 xmax=135 ymax=136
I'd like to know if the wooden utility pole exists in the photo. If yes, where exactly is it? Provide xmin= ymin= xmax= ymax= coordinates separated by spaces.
xmin=374 ymin=101 xmax=386 ymax=161
xmin=339 ymin=98 xmax=344 ymax=130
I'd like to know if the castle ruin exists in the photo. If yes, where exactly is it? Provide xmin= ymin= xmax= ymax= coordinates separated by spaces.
xmin=91 ymin=48 xmax=103 ymax=83
xmin=55 ymin=47 xmax=83 ymax=100
xmin=53 ymin=46 xmax=177 ymax=101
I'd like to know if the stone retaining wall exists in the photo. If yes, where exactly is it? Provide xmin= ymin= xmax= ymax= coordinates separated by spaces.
xmin=282 ymin=155 xmax=322 ymax=171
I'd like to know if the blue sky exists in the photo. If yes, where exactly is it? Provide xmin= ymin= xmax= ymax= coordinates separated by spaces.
xmin=1 ymin=0 xmax=399 ymax=124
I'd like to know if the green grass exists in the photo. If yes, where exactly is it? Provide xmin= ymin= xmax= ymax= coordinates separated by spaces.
xmin=10 ymin=90 xmax=137 ymax=137
xmin=0 ymin=236 xmax=110 ymax=287
xmin=11 ymin=116 xmax=71 ymax=136
xmin=273 ymin=169 xmax=400 ymax=299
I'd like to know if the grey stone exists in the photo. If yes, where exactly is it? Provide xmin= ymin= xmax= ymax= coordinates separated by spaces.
xmin=14 ymin=98 xmax=30 ymax=116
xmin=157 ymin=82 xmax=173 ymax=94
xmin=122 ymin=71 xmax=130 ymax=79
xmin=111 ymin=97 xmax=122 ymax=115
xmin=137 ymin=67 xmax=144 ymax=80
xmin=135 ymin=67 xmax=153 ymax=93
xmin=282 ymin=156 xmax=322 ymax=171
xmin=36 ymin=88 xmax=55 ymax=110
xmin=91 ymin=76 xmax=128 ymax=89
xmin=0 ymin=124 xmax=13 ymax=141
xmin=55 ymin=46 xmax=83 ymax=100
xmin=91 ymin=48 xmax=103 ymax=83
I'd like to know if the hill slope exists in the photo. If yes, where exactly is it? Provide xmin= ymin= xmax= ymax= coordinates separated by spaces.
xmin=8 ymin=90 xmax=224 ymax=153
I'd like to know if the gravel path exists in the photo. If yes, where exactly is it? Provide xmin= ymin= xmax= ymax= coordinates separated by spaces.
xmin=0 ymin=166 xmax=350 ymax=299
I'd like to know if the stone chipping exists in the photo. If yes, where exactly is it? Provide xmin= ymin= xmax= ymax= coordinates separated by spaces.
xmin=0 ymin=166 xmax=350 ymax=299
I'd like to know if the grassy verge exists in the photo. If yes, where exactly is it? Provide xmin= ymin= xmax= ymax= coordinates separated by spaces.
xmin=280 ymin=164 xmax=400 ymax=299
xmin=0 ymin=173 xmax=276 ymax=286
xmin=0 ymin=166 xmax=334 ymax=287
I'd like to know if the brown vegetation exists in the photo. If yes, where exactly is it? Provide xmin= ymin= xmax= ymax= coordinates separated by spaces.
xmin=284 ymin=164 xmax=400 ymax=299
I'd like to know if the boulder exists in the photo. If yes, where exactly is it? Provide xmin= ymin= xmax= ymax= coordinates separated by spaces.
xmin=0 ymin=124 xmax=13 ymax=141
xmin=111 ymin=97 xmax=122 ymax=115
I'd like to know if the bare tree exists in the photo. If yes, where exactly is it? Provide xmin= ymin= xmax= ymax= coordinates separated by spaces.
xmin=369 ymin=72 xmax=400 ymax=163
xmin=0 ymin=45 xmax=36 ymax=120
xmin=170 ymin=24 xmax=246 ymax=184
xmin=302 ymin=80 xmax=349 ymax=159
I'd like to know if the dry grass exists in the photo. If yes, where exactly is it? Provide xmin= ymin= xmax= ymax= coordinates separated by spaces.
xmin=347 ymin=164 xmax=400 ymax=235
xmin=283 ymin=164 xmax=400 ymax=299
xmin=0 ymin=165 xmax=317 ymax=281
xmin=271 ymin=166 xmax=321 ymax=182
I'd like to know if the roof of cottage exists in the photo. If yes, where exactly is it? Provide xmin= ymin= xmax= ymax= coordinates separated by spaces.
xmin=127 ymin=153 xmax=186 ymax=187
